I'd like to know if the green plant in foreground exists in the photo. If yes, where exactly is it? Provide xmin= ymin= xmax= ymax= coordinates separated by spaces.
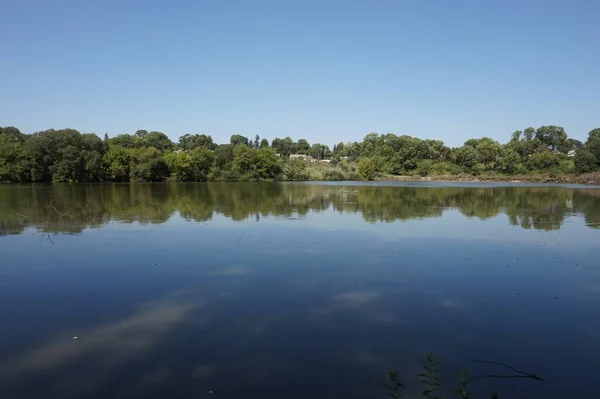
xmin=383 ymin=354 xmax=543 ymax=399
xmin=382 ymin=370 xmax=404 ymax=398
xmin=418 ymin=353 xmax=443 ymax=398
xmin=452 ymin=369 xmax=474 ymax=399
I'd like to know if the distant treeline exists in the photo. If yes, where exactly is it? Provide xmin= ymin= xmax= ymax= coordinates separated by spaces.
xmin=1 ymin=126 xmax=600 ymax=182
xmin=1 ymin=183 xmax=599 ymax=236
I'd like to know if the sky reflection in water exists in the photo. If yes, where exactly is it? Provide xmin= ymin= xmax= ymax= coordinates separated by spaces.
xmin=0 ymin=182 xmax=599 ymax=399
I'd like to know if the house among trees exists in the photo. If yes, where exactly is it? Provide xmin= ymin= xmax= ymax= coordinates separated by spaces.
xmin=289 ymin=154 xmax=315 ymax=162
xmin=1 ymin=125 xmax=599 ymax=183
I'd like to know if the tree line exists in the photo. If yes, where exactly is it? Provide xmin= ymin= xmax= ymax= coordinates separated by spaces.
xmin=2 ymin=183 xmax=599 ymax=236
xmin=1 ymin=125 xmax=599 ymax=183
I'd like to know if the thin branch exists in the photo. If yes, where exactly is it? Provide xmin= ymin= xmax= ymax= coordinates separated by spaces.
xmin=472 ymin=374 xmax=540 ymax=380
xmin=472 ymin=360 xmax=545 ymax=382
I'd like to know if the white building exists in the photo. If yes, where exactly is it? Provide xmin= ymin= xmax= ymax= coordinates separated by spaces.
xmin=289 ymin=154 xmax=314 ymax=161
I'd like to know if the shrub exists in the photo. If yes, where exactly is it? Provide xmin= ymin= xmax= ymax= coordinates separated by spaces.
xmin=432 ymin=161 xmax=461 ymax=175
xmin=207 ymin=167 xmax=240 ymax=182
xmin=283 ymin=159 xmax=310 ymax=181
xmin=548 ymin=167 xmax=561 ymax=179
xmin=322 ymin=168 xmax=347 ymax=181
xmin=470 ymin=163 xmax=485 ymax=176
xmin=527 ymin=151 xmax=561 ymax=171
xmin=358 ymin=157 xmax=377 ymax=180
xmin=497 ymin=149 xmax=522 ymax=174
xmin=574 ymin=149 xmax=597 ymax=174
xmin=414 ymin=159 xmax=435 ymax=176
xmin=558 ymin=159 xmax=575 ymax=174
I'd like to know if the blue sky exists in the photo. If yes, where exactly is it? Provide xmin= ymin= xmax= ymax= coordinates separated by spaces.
xmin=1 ymin=0 xmax=598 ymax=147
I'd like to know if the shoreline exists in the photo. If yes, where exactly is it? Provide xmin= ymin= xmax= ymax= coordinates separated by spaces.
xmin=2 ymin=173 xmax=600 ymax=186
xmin=372 ymin=172 xmax=600 ymax=186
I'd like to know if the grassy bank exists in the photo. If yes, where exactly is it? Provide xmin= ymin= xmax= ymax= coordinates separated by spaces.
xmin=377 ymin=172 xmax=600 ymax=185
xmin=304 ymin=161 xmax=600 ymax=185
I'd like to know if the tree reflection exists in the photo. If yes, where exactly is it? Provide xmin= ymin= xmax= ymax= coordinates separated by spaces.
xmin=1 ymin=183 xmax=598 ymax=236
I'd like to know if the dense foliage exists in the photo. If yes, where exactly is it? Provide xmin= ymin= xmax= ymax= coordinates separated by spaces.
xmin=1 ymin=125 xmax=599 ymax=182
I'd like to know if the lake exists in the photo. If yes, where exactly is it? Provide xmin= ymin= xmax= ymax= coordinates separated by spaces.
xmin=1 ymin=182 xmax=599 ymax=399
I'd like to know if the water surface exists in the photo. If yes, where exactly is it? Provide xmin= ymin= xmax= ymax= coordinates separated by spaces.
xmin=1 ymin=182 xmax=599 ymax=399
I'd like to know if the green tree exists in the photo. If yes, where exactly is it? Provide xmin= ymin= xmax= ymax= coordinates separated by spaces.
xmin=179 ymin=134 xmax=215 ymax=151
xmin=333 ymin=142 xmax=344 ymax=155
xmin=130 ymin=147 xmax=168 ymax=182
xmin=414 ymin=159 xmax=436 ymax=176
xmin=255 ymin=147 xmax=283 ymax=179
xmin=510 ymin=130 xmax=522 ymax=142
xmin=358 ymin=157 xmax=377 ymax=180
xmin=464 ymin=138 xmax=480 ymax=149
xmin=574 ymin=149 xmax=597 ymax=173
xmin=454 ymin=146 xmax=479 ymax=169
xmin=497 ymin=148 xmax=522 ymax=174
xmin=339 ymin=141 xmax=361 ymax=159
xmin=507 ymin=130 xmax=524 ymax=158
xmin=1 ymin=124 xmax=597 ymax=183
xmin=163 ymin=148 xmax=215 ymax=182
xmin=164 ymin=151 xmax=193 ymax=181
xmin=230 ymin=134 xmax=249 ymax=146
xmin=214 ymin=144 xmax=234 ymax=169
xmin=105 ymin=145 xmax=131 ymax=181
xmin=424 ymin=139 xmax=450 ymax=161
xmin=475 ymin=138 xmax=502 ymax=169
xmin=271 ymin=137 xmax=295 ymax=157
xmin=0 ymin=127 xmax=29 ymax=182
xmin=52 ymin=144 xmax=83 ymax=182
xmin=360 ymin=133 xmax=383 ymax=157
xmin=232 ymin=143 xmax=256 ymax=174
xmin=527 ymin=151 xmax=561 ymax=171
xmin=283 ymin=159 xmax=309 ymax=181
xmin=535 ymin=125 xmax=568 ymax=152
xmin=388 ymin=139 xmax=417 ymax=173
xmin=309 ymin=143 xmax=330 ymax=160
xmin=296 ymin=139 xmax=310 ymax=154
xmin=585 ymin=128 xmax=600 ymax=167
xmin=567 ymin=138 xmax=583 ymax=151
xmin=80 ymin=133 xmax=106 ymax=181
xmin=523 ymin=127 xmax=535 ymax=141
xmin=145 ymin=131 xmax=173 ymax=151
xmin=189 ymin=147 xmax=215 ymax=181
xmin=23 ymin=128 xmax=96 ymax=182
xmin=109 ymin=134 xmax=137 ymax=148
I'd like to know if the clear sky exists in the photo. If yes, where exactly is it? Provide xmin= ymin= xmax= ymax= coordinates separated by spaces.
xmin=1 ymin=0 xmax=598 ymax=147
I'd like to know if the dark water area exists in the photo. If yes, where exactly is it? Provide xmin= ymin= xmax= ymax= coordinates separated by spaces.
xmin=1 ymin=182 xmax=599 ymax=399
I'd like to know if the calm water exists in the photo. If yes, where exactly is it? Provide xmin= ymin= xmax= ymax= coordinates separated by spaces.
xmin=1 ymin=182 xmax=599 ymax=399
